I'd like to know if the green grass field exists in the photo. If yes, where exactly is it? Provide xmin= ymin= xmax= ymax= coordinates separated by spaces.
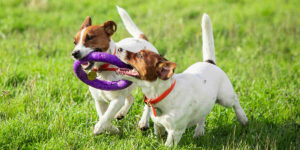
xmin=0 ymin=0 xmax=299 ymax=149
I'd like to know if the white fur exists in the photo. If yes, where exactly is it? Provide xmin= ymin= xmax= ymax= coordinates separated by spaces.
xmin=91 ymin=38 xmax=158 ymax=135
xmin=202 ymin=14 xmax=215 ymax=62
xmin=117 ymin=6 xmax=144 ymax=39
xmin=84 ymin=7 xmax=157 ymax=134
xmin=117 ymin=14 xmax=248 ymax=146
xmin=73 ymin=28 xmax=94 ymax=58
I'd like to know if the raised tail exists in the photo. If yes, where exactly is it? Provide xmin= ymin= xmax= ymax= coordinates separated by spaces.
xmin=202 ymin=14 xmax=216 ymax=64
xmin=116 ymin=6 xmax=148 ymax=41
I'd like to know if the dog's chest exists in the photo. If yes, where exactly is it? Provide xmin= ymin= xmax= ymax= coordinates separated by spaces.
xmin=97 ymin=90 xmax=121 ymax=102
xmin=90 ymin=85 xmax=129 ymax=102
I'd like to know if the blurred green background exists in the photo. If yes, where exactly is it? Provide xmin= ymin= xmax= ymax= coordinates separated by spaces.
xmin=0 ymin=0 xmax=299 ymax=149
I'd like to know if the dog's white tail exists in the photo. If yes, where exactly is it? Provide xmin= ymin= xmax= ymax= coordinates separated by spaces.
xmin=117 ymin=6 xmax=148 ymax=41
xmin=202 ymin=14 xmax=216 ymax=64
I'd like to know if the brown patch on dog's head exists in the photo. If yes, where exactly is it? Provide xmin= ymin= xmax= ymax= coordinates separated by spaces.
xmin=123 ymin=50 xmax=176 ymax=81
xmin=74 ymin=17 xmax=117 ymax=52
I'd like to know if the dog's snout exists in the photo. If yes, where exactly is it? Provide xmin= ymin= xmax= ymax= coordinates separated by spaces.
xmin=118 ymin=48 xmax=123 ymax=52
xmin=72 ymin=50 xmax=81 ymax=59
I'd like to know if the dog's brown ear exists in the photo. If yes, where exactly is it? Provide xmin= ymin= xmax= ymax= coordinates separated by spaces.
xmin=80 ymin=16 xmax=92 ymax=29
xmin=156 ymin=61 xmax=177 ymax=80
xmin=103 ymin=20 xmax=117 ymax=36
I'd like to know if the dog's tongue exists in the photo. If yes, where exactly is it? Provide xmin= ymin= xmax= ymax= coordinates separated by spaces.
xmin=81 ymin=61 xmax=89 ymax=67
xmin=116 ymin=68 xmax=139 ymax=77
xmin=81 ymin=61 xmax=92 ymax=70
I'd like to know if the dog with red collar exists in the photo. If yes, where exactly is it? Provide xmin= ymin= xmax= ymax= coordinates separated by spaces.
xmin=71 ymin=7 xmax=157 ymax=135
xmin=116 ymin=14 xmax=248 ymax=146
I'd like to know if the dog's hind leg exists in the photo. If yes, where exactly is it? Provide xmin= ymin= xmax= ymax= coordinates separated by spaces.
xmin=115 ymin=94 xmax=134 ymax=120
xmin=154 ymin=123 xmax=166 ymax=136
xmin=217 ymin=77 xmax=248 ymax=125
xmin=193 ymin=117 xmax=206 ymax=138
xmin=165 ymin=129 xmax=185 ymax=147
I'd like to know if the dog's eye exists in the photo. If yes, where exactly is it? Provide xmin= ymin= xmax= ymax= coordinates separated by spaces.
xmin=86 ymin=35 xmax=95 ymax=41
xmin=74 ymin=41 xmax=77 ymax=45
xmin=137 ymin=53 xmax=142 ymax=59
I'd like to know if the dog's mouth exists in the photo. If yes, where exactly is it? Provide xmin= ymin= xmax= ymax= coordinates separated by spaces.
xmin=78 ymin=48 xmax=106 ymax=70
xmin=116 ymin=63 xmax=140 ymax=78
xmin=81 ymin=61 xmax=94 ymax=70
xmin=116 ymin=68 xmax=140 ymax=77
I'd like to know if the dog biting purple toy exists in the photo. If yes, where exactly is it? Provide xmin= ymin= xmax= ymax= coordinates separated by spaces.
xmin=73 ymin=52 xmax=132 ymax=91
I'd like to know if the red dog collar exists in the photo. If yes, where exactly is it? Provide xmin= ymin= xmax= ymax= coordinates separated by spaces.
xmin=144 ymin=80 xmax=176 ymax=117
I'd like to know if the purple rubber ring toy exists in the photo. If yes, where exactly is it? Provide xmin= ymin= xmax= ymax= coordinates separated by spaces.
xmin=73 ymin=52 xmax=132 ymax=91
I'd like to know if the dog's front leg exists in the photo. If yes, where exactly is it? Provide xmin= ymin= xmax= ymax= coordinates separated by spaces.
xmin=115 ymin=94 xmax=134 ymax=120
xmin=138 ymin=105 xmax=150 ymax=131
xmin=95 ymin=99 xmax=108 ymax=119
xmin=93 ymin=98 xmax=124 ymax=135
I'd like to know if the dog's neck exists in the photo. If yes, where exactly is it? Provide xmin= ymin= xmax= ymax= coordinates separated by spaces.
xmin=140 ymin=77 xmax=176 ymax=100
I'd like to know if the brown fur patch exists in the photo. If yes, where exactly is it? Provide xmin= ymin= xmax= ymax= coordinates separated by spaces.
xmin=205 ymin=59 xmax=216 ymax=65
xmin=124 ymin=50 xmax=176 ymax=81
xmin=80 ymin=16 xmax=92 ymax=30
xmin=156 ymin=61 xmax=177 ymax=80
xmin=139 ymin=34 xmax=148 ymax=41
xmin=82 ymin=25 xmax=111 ymax=51
xmin=103 ymin=20 xmax=117 ymax=36
xmin=74 ymin=18 xmax=118 ymax=52
xmin=74 ymin=30 xmax=81 ymax=45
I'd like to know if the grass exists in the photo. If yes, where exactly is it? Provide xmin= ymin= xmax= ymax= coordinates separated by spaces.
xmin=0 ymin=0 xmax=299 ymax=149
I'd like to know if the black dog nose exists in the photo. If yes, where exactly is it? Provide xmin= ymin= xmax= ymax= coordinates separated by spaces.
xmin=118 ymin=48 xmax=123 ymax=52
xmin=72 ymin=50 xmax=81 ymax=59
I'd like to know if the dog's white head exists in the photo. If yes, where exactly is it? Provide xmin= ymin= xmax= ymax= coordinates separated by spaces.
xmin=116 ymin=48 xmax=177 ymax=84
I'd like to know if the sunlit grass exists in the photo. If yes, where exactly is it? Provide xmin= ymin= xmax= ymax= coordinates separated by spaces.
xmin=0 ymin=0 xmax=299 ymax=149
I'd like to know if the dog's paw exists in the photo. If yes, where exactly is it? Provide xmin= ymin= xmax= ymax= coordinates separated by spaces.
xmin=93 ymin=122 xmax=105 ymax=135
xmin=138 ymin=120 xmax=149 ymax=131
xmin=193 ymin=127 xmax=205 ymax=138
xmin=140 ymin=126 xmax=149 ymax=131
xmin=115 ymin=108 xmax=127 ymax=120
xmin=108 ymin=125 xmax=120 ymax=134
xmin=114 ymin=114 xmax=125 ymax=120
xmin=115 ymin=103 xmax=132 ymax=121
xmin=237 ymin=115 xmax=248 ymax=126
xmin=93 ymin=122 xmax=119 ymax=135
